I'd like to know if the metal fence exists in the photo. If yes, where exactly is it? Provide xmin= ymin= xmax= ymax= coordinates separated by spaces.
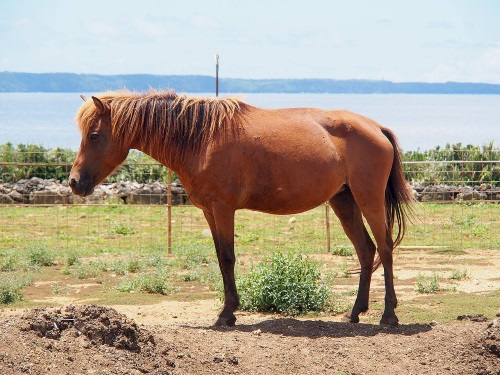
xmin=0 ymin=151 xmax=499 ymax=254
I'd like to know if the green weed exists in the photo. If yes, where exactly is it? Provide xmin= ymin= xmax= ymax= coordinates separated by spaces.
xmin=415 ymin=273 xmax=441 ymax=294
xmin=236 ymin=251 xmax=332 ymax=316
xmin=449 ymin=269 xmax=468 ymax=281
xmin=27 ymin=244 xmax=54 ymax=267
xmin=0 ymin=274 xmax=32 ymax=304
xmin=51 ymin=284 xmax=69 ymax=295
xmin=110 ymin=223 xmax=136 ymax=235
xmin=117 ymin=270 xmax=174 ymax=295
xmin=65 ymin=250 xmax=80 ymax=266
xmin=331 ymin=246 xmax=354 ymax=257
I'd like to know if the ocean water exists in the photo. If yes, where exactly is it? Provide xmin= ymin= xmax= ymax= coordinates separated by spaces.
xmin=0 ymin=92 xmax=498 ymax=151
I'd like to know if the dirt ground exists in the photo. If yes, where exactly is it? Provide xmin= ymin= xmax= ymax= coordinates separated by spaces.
xmin=1 ymin=248 xmax=500 ymax=374
xmin=0 ymin=303 xmax=498 ymax=375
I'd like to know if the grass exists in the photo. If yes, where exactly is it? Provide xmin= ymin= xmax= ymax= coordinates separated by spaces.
xmin=0 ymin=202 xmax=498 ymax=325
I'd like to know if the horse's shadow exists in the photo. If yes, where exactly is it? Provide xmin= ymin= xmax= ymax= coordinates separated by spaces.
xmin=182 ymin=318 xmax=433 ymax=339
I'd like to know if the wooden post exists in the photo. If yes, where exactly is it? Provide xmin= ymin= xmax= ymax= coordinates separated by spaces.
xmin=215 ymin=54 xmax=219 ymax=97
xmin=167 ymin=168 xmax=172 ymax=254
xmin=325 ymin=202 xmax=331 ymax=253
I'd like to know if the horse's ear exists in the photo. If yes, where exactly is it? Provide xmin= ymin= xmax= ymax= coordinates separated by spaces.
xmin=80 ymin=94 xmax=87 ymax=101
xmin=92 ymin=96 xmax=110 ymax=115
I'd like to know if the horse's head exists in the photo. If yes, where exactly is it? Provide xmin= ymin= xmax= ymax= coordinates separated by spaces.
xmin=69 ymin=96 xmax=129 ymax=196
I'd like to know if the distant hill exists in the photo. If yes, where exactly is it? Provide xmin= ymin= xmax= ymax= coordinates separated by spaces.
xmin=1 ymin=72 xmax=500 ymax=94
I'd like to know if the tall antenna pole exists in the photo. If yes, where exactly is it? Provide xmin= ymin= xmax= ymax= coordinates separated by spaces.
xmin=215 ymin=54 xmax=219 ymax=97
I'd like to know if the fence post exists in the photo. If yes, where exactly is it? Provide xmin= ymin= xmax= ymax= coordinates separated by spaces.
xmin=325 ymin=202 xmax=331 ymax=252
xmin=215 ymin=54 xmax=219 ymax=97
xmin=167 ymin=168 xmax=172 ymax=254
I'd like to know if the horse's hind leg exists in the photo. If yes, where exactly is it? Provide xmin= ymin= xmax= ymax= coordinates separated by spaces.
xmin=329 ymin=188 xmax=376 ymax=323
xmin=349 ymin=187 xmax=399 ymax=326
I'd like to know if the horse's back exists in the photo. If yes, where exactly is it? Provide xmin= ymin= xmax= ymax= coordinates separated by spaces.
xmin=182 ymin=106 xmax=395 ymax=214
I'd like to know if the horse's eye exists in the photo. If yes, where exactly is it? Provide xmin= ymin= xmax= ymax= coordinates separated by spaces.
xmin=90 ymin=132 xmax=99 ymax=141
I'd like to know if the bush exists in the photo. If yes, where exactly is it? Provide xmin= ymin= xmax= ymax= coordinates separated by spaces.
xmin=403 ymin=141 xmax=499 ymax=186
xmin=0 ymin=274 xmax=32 ymax=304
xmin=236 ymin=251 xmax=331 ymax=315
xmin=27 ymin=244 xmax=54 ymax=267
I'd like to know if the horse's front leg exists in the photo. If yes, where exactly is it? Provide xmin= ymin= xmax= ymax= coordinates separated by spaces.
xmin=203 ymin=208 xmax=239 ymax=326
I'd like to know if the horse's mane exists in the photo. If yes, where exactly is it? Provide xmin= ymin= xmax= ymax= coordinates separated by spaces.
xmin=75 ymin=89 xmax=247 ymax=159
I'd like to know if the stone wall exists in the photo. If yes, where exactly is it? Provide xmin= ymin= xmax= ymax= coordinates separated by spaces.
xmin=0 ymin=177 xmax=188 ymax=205
xmin=1 ymin=177 xmax=499 ymax=205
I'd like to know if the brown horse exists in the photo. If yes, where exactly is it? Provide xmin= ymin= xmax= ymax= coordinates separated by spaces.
xmin=69 ymin=90 xmax=414 ymax=327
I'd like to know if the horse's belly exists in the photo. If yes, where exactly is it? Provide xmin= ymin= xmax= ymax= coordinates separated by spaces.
xmin=241 ymin=164 xmax=344 ymax=214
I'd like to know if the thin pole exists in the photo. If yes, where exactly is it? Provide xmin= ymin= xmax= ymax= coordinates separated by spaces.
xmin=215 ymin=54 xmax=219 ymax=97
xmin=167 ymin=168 xmax=172 ymax=254
xmin=325 ymin=202 xmax=331 ymax=253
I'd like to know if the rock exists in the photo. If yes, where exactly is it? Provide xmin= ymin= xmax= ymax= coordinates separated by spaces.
xmin=227 ymin=356 xmax=239 ymax=365
xmin=411 ymin=182 xmax=425 ymax=192
xmin=0 ymin=194 xmax=13 ymax=204
xmin=288 ymin=217 xmax=297 ymax=224
xmin=8 ymin=190 xmax=25 ymax=203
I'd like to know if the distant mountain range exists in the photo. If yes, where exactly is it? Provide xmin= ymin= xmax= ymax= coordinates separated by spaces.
xmin=1 ymin=72 xmax=500 ymax=94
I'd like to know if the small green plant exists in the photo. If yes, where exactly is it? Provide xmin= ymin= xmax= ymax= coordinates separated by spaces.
xmin=450 ymin=269 xmax=468 ymax=281
xmin=0 ymin=274 xmax=32 ymax=304
xmin=118 ymin=270 xmax=174 ymax=295
xmin=1 ymin=252 xmax=21 ymax=272
xmin=415 ymin=273 xmax=441 ymax=294
xmin=110 ymin=223 xmax=136 ymax=235
xmin=183 ymin=250 xmax=215 ymax=270
xmin=65 ymin=250 xmax=80 ymax=266
xmin=126 ymin=258 xmax=141 ymax=273
xmin=74 ymin=263 xmax=99 ymax=279
xmin=331 ymin=245 xmax=354 ymax=257
xmin=181 ymin=273 xmax=198 ymax=282
xmin=51 ymin=284 xmax=69 ymax=295
xmin=111 ymin=260 xmax=128 ymax=275
xmin=236 ymin=251 xmax=332 ymax=315
xmin=27 ymin=244 xmax=54 ymax=267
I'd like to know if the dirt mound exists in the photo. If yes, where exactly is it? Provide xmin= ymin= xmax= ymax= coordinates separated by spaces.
xmin=1 ymin=305 xmax=500 ymax=374
xmin=20 ymin=305 xmax=154 ymax=351
xmin=481 ymin=319 xmax=500 ymax=358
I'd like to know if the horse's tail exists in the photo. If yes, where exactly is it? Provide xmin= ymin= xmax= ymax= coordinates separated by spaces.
xmin=371 ymin=128 xmax=415 ymax=273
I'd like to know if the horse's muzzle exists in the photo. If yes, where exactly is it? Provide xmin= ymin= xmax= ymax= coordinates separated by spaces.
xmin=69 ymin=176 xmax=95 ymax=197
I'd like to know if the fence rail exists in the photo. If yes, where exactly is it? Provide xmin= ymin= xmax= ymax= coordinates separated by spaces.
xmin=0 ymin=149 xmax=499 ymax=253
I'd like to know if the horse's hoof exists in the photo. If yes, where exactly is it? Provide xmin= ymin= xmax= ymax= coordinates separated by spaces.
xmin=342 ymin=314 xmax=359 ymax=323
xmin=213 ymin=314 xmax=236 ymax=327
xmin=380 ymin=312 xmax=399 ymax=327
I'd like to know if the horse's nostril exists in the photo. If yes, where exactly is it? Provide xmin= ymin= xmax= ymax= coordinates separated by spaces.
xmin=69 ymin=178 xmax=77 ymax=188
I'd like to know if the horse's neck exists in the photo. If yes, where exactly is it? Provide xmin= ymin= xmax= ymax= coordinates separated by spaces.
xmin=130 ymin=133 xmax=188 ymax=174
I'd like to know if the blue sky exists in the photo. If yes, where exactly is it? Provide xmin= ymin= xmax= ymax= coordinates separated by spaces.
xmin=1 ymin=0 xmax=500 ymax=82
